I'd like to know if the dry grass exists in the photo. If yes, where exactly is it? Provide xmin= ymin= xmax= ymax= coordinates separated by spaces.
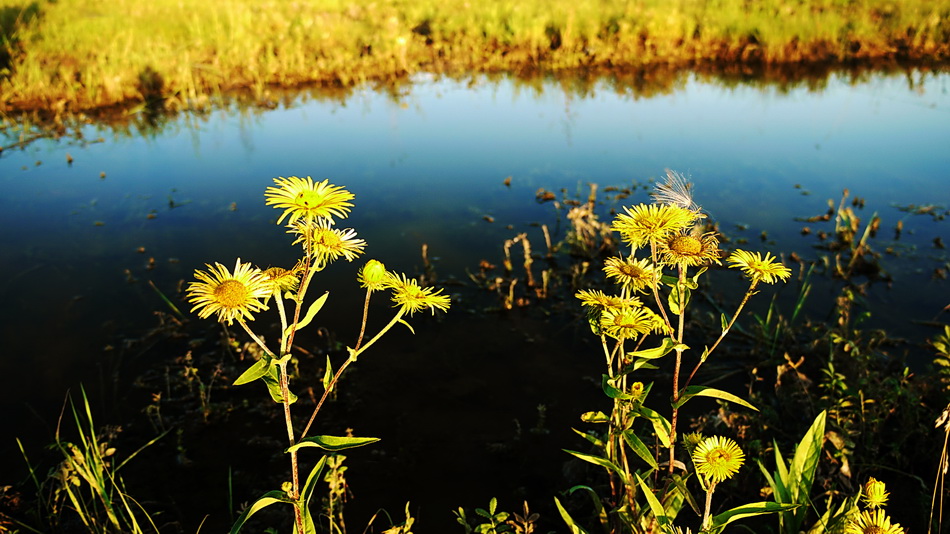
xmin=1 ymin=0 xmax=948 ymax=113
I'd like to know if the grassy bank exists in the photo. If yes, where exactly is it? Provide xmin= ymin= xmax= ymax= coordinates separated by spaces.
xmin=1 ymin=0 xmax=949 ymax=113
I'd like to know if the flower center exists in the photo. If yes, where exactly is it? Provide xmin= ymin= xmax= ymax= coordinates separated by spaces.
xmin=707 ymin=449 xmax=730 ymax=464
xmin=865 ymin=528 xmax=884 ymax=534
xmin=214 ymin=280 xmax=249 ymax=307
xmin=670 ymin=235 xmax=702 ymax=255
xmin=295 ymin=190 xmax=325 ymax=209
xmin=618 ymin=263 xmax=643 ymax=278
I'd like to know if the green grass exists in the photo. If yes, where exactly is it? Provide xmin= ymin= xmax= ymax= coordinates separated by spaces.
xmin=1 ymin=0 xmax=949 ymax=113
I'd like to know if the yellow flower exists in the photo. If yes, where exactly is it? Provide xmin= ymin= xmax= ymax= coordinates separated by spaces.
xmin=862 ymin=477 xmax=889 ymax=510
xmin=657 ymin=231 xmax=720 ymax=268
xmin=600 ymin=304 xmax=664 ymax=340
xmin=289 ymin=219 xmax=366 ymax=266
xmin=692 ymin=436 xmax=744 ymax=484
xmin=845 ymin=509 xmax=903 ymax=534
xmin=727 ymin=250 xmax=792 ymax=285
xmin=264 ymin=176 xmax=355 ymax=225
xmin=603 ymin=257 xmax=658 ymax=293
xmin=187 ymin=259 xmax=272 ymax=325
xmin=389 ymin=273 xmax=451 ymax=316
xmin=575 ymin=289 xmax=641 ymax=310
xmin=358 ymin=259 xmax=393 ymax=292
xmin=262 ymin=266 xmax=300 ymax=295
xmin=611 ymin=203 xmax=698 ymax=249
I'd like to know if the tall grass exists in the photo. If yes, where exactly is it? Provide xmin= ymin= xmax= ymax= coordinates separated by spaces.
xmin=1 ymin=0 xmax=949 ymax=113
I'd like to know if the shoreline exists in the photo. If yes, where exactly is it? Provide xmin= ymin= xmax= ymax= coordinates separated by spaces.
xmin=1 ymin=0 xmax=948 ymax=115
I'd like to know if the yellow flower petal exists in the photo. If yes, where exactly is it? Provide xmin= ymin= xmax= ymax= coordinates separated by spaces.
xmin=187 ymin=258 xmax=271 ymax=325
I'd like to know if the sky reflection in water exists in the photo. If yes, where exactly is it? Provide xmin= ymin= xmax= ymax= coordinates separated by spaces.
xmin=0 ymin=69 xmax=948 ymax=525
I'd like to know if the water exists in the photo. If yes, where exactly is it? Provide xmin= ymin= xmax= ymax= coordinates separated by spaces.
xmin=1 ymin=67 xmax=948 ymax=532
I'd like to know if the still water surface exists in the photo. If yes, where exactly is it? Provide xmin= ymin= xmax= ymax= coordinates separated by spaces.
xmin=1 ymin=68 xmax=948 ymax=530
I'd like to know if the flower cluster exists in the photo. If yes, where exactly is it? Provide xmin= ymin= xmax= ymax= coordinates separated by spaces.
xmin=845 ymin=478 xmax=903 ymax=534
xmin=187 ymin=177 xmax=450 ymax=326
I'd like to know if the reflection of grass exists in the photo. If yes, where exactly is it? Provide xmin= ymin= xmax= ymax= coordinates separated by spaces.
xmin=1 ymin=0 xmax=948 ymax=113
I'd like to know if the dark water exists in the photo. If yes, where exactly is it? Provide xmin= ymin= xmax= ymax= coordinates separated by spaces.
xmin=1 ymin=67 xmax=949 ymax=532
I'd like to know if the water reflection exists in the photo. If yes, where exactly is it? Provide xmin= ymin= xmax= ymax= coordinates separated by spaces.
xmin=1 ymin=65 xmax=948 ymax=531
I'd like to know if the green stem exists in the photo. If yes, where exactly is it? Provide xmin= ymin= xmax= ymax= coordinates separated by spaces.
xmin=299 ymin=308 xmax=405 ymax=440
xmin=276 ymin=291 xmax=289 ymax=355
xmin=668 ymin=267 xmax=687 ymax=475
xmin=702 ymin=481 xmax=716 ymax=530
xmin=237 ymin=320 xmax=275 ymax=359
xmin=684 ymin=281 xmax=757 ymax=389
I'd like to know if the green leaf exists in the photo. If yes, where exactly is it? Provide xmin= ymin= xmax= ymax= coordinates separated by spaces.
xmin=621 ymin=429 xmax=658 ymax=470
xmin=288 ymin=291 xmax=329 ymax=335
xmin=229 ymin=490 xmax=294 ymax=534
xmin=786 ymin=410 xmax=827 ymax=531
xmin=566 ymin=485 xmax=608 ymax=530
xmin=631 ymin=360 xmax=660 ymax=371
xmin=668 ymin=284 xmax=690 ymax=315
xmin=636 ymin=406 xmax=672 ymax=448
xmin=710 ymin=502 xmax=799 ymax=530
xmin=322 ymin=356 xmax=333 ymax=392
xmin=634 ymin=474 xmax=671 ymax=528
xmin=564 ymin=450 xmax=628 ymax=484
xmin=672 ymin=386 xmax=758 ymax=411
xmin=720 ymin=313 xmax=729 ymax=332
xmin=300 ymin=455 xmax=328 ymax=505
xmin=579 ymin=411 xmax=609 ymax=424
xmin=298 ymin=456 xmax=328 ymax=534
xmin=602 ymin=375 xmax=633 ymax=400
xmin=626 ymin=337 xmax=677 ymax=360
xmin=233 ymin=358 xmax=271 ymax=386
xmin=261 ymin=371 xmax=297 ymax=405
xmin=286 ymin=435 xmax=380 ymax=454
xmin=571 ymin=428 xmax=605 ymax=449
xmin=669 ymin=474 xmax=701 ymax=517
xmin=554 ymin=496 xmax=590 ymax=534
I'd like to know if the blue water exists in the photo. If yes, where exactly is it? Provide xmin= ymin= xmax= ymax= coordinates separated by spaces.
xmin=1 ymin=68 xmax=948 ymax=531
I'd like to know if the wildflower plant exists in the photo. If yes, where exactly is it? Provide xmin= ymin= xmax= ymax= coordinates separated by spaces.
xmin=186 ymin=176 xmax=450 ymax=533
xmin=559 ymin=170 xmax=794 ymax=533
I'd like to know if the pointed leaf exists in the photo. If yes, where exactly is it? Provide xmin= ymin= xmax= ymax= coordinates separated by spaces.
xmin=636 ymin=406 xmax=672 ymax=448
xmin=787 ymin=410 xmax=826 ymax=530
xmin=670 ymin=474 xmax=702 ymax=516
xmin=579 ymin=411 xmax=609 ymax=424
xmin=322 ymin=356 xmax=333 ymax=392
xmin=287 ymin=435 xmax=379 ymax=454
xmin=626 ymin=337 xmax=677 ymax=360
xmin=233 ymin=358 xmax=270 ymax=386
xmin=298 ymin=456 xmax=328 ymax=534
xmin=710 ymin=502 xmax=799 ymax=529
xmin=634 ymin=474 xmax=671 ymax=527
xmin=672 ymin=386 xmax=758 ymax=411
xmin=571 ymin=428 xmax=605 ymax=449
xmin=301 ymin=455 xmax=329 ymax=505
xmin=720 ymin=313 xmax=729 ymax=332
xmin=288 ymin=291 xmax=329 ymax=335
xmin=621 ymin=429 xmax=658 ymax=470
xmin=602 ymin=375 xmax=633 ymax=399
xmin=564 ymin=450 xmax=628 ymax=483
xmin=554 ymin=496 xmax=590 ymax=534
xmin=229 ymin=490 xmax=294 ymax=534
xmin=261 ymin=372 xmax=297 ymax=405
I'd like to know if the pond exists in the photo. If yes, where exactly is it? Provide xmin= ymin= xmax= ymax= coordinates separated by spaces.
xmin=2 ymin=65 xmax=948 ymax=532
